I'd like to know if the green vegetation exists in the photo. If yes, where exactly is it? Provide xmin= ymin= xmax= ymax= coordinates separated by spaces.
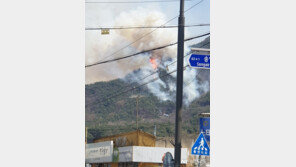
xmin=86 ymin=88 xmax=210 ymax=142
xmin=85 ymin=37 xmax=210 ymax=142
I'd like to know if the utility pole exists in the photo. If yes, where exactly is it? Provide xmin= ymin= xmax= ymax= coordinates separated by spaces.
xmin=174 ymin=0 xmax=185 ymax=167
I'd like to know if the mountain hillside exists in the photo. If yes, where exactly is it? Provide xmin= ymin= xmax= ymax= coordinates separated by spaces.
xmin=86 ymin=37 xmax=210 ymax=142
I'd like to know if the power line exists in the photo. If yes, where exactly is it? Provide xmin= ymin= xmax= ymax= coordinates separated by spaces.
xmin=95 ymin=0 xmax=205 ymax=62
xmin=86 ymin=40 xmax=209 ymax=101
xmin=85 ymin=32 xmax=210 ymax=67
xmin=85 ymin=24 xmax=209 ymax=30
xmin=88 ymin=45 xmax=208 ymax=104
xmin=163 ymin=41 xmax=210 ymax=67
xmin=99 ymin=51 xmax=193 ymax=99
xmin=164 ymin=41 xmax=210 ymax=67
xmin=112 ymin=41 xmax=209 ymax=88
xmin=93 ymin=51 xmax=191 ymax=100
xmin=199 ymin=41 xmax=210 ymax=48
xmin=191 ymin=40 xmax=210 ymax=48
xmin=85 ymin=41 xmax=209 ymax=101
xmin=165 ymin=51 xmax=192 ymax=68
xmin=158 ymin=41 xmax=209 ymax=70
xmin=85 ymin=0 xmax=193 ymax=3
xmin=86 ymin=40 xmax=210 ymax=106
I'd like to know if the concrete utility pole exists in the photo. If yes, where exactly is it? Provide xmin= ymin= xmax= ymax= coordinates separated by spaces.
xmin=174 ymin=0 xmax=185 ymax=167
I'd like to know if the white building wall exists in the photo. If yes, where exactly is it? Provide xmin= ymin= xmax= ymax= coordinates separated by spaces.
xmin=86 ymin=142 xmax=188 ymax=164
xmin=133 ymin=146 xmax=188 ymax=164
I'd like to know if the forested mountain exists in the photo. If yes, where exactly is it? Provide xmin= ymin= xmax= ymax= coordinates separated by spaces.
xmin=86 ymin=37 xmax=210 ymax=142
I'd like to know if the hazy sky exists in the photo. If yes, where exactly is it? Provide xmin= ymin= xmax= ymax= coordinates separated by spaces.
xmin=85 ymin=0 xmax=210 ymax=83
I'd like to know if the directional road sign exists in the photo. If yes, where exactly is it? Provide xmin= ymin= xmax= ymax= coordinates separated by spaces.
xmin=188 ymin=54 xmax=210 ymax=69
xmin=191 ymin=133 xmax=210 ymax=156
xmin=200 ymin=117 xmax=210 ymax=142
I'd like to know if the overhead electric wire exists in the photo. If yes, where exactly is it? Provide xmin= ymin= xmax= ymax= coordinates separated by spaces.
xmin=165 ymin=40 xmax=210 ymax=67
xmin=85 ymin=24 xmax=209 ymax=30
xmin=85 ymin=0 xmax=192 ymax=3
xmin=102 ymin=50 xmax=193 ymax=97
xmin=86 ymin=41 xmax=210 ymax=105
xmin=85 ymin=32 xmax=210 ymax=67
xmin=85 ymin=40 xmax=209 ymax=99
xmin=96 ymin=51 xmax=192 ymax=99
xmin=164 ymin=41 xmax=210 ymax=67
xmin=199 ymin=41 xmax=210 ymax=48
xmin=88 ymin=44 xmax=208 ymax=105
xmin=94 ymin=0 xmax=206 ymax=63
xmin=166 ymin=52 xmax=192 ymax=68
xmin=110 ymin=42 xmax=207 ymax=90
xmin=85 ymin=40 xmax=209 ymax=100
xmin=86 ymin=40 xmax=210 ymax=102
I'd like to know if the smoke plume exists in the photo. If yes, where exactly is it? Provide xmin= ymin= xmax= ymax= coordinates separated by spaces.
xmin=86 ymin=7 xmax=209 ymax=105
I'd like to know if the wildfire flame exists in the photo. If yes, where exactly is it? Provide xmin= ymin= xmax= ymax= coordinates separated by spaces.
xmin=149 ymin=58 xmax=158 ymax=70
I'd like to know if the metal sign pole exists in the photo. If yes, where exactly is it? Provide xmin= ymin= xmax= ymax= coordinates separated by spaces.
xmin=197 ymin=113 xmax=200 ymax=167
xmin=198 ymin=155 xmax=201 ymax=167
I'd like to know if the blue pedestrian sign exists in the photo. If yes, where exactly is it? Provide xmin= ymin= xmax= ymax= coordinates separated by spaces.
xmin=188 ymin=54 xmax=210 ymax=69
xmin=191 ymin=133 xmax=210 ymax=156
xmin=200 ymin=117 xmax=210 ymax=142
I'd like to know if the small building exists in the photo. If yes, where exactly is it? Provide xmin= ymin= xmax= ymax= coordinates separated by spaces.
xmin=86 ymin=130 xmax=188 ymax=167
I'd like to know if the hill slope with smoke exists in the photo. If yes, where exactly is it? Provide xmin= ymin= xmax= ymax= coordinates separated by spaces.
xmin=85 ymin=37 xmax=210 ymax=139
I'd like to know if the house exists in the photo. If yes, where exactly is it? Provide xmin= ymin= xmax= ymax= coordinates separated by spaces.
xmin=86 ymin=130 xmax=188 ymax=167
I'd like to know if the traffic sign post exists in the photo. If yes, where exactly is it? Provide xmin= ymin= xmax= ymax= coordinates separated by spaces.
xmin=188 ymin=48 xmax=210 ymax=167
xmin=188 ymin=54 xmax=210 ymax=69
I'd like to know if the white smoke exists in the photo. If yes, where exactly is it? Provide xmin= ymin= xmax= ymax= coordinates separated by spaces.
xmin=85 ymin=6 xmax=209 ymax=105
xmin=86 ymin=7 xmax=180 ymax=83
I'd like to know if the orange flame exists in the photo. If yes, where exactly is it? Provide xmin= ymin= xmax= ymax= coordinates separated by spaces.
xmin=149 ymin=58 xmax=158 ymax=70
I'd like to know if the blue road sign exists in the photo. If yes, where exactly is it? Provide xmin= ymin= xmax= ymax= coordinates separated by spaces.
xmin=188 ymin=54 xmax=210 ymax=69
xmin=191 ymin=133 xmax=210 ymax=156
xmin=200 ymin=117 xmax=210 ymax=142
